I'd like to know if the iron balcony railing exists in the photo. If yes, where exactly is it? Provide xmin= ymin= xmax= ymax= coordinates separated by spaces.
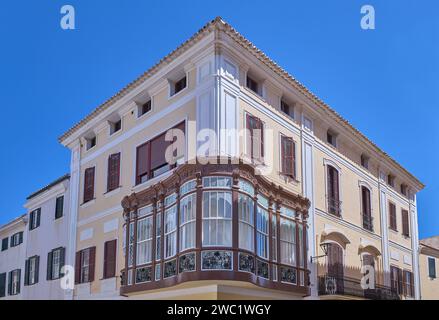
xmin=327 ymin=197 xmax=342 ymax=217
xmin=318 ymin=275 xmax=399 ymax=300
xmin=362 ymin=214 xmax=374 ymax=232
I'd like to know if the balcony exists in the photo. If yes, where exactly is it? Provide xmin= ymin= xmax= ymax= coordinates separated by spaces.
xmin=318 ymin=275 xmax=399 ymax=300
xmin=362 ymin=214 xmax=374 ymax=232
xmin=327 ymin=197 xmax=342 ymax=217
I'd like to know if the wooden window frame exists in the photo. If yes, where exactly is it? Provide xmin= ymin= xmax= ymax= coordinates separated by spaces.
xmin=388 ymin=202 xmax=397 ymax=231
xmin=280 ymin=135 xmax=296 ymax=179
xmin=83 ymin=167 xmax=95 ymax=203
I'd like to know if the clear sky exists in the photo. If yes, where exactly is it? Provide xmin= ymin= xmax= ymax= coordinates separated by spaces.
xmin=0 ymin=1 xmax=437 ymax=238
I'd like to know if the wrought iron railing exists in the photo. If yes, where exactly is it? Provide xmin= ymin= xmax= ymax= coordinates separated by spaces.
xmin=362 ymin=214 xmax=374 ymax=232
xmin=318 ymin=275 xmax=399 ymax=300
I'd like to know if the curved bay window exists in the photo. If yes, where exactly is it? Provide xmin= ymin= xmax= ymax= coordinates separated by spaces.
xmin=121 ymin=162 xmax=310 ymax=295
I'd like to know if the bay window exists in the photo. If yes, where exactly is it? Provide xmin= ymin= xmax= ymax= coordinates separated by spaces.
xmin=280 ymin=210 xmax=296 ymax=266
xmin=164 ymin=205 xmax=177 ymax=259
xmin=256 ymin=206 xmax=269 ymax=259
xmin=238 ymin=193 xmax=254 ymax=251
xmin=156 ymin=213 xmax=162 ymax=261
xmin=136 ymin=215 xmax=153 ymax=265
xmin=202 ymin=191 xmax=232 ymax=246
xmin=180 ymin=193 xmax=196 ymax=251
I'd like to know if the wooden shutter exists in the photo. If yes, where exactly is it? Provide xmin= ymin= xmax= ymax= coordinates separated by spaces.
xmin=0 ymin=273 xmax=6 ymax=297
xmin=389 ymin=203 xmax=397 ymax=230
xmin=150 ymin=133 xmax=169 ymax=173
xmin=402 ymin=210 xmax=409 ymax=236
xmin=362 ymin=187 xmax=371 ymax=217
xmin=136 ymin=142 xmax=150 ymax=184
xmin=36 ymin=209 xmax=41 ymax=228
xmin=55 ymin=196 xmax=64 ymax=219
xmin=8 ymin=271 xmax=12 ymax=295
xmin=428 ymin=257 xmax=436 ymax=278
xmin=75 ymin=251 xmax=81 ymax=284
xmin=29 ymin=211 xmax=34 ymax=230
xmin=409 ymin=271 xmax=414 ymax=297
xmin=59 ymin=247 xmax=65 ymax=276
xmin=89 ymin=247 xmax=96 ymax=282
xmin=47 ymin=251 xmax=53 ymax=280
xmin=24 ymin=259 xmax=30 ymax=286
xmin=104 ymin=240 xmax=117 ymax=279
xmin=16 ymin=270 xmax=20 ymax=294
xmin=107 ymin=153 xmax=121 ymax=192
xmin=34 ymin=256 xmax=40 ymax=284
xmin=281 ymin=136 xmax=295 ymax=177
xmin=83 ymin=167 xmax=95 ymax=203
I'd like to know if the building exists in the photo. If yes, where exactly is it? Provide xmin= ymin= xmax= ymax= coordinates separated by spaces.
xmin=0 ymin=214 xmax=27 ymax=299
xmin=419 ymin=236 xmax=439 ymax=299
xmin=22 ymin=174 xmax=72 ymax=300
xmin=57 ymin=17 xmax=424 ymax=300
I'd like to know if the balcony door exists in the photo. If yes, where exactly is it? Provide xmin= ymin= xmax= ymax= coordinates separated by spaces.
xmin=327 ymin=242 xmax=344 ymax=294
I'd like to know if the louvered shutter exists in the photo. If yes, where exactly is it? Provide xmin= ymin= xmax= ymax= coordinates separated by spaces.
xmin=0 ymin=273 xmax=6 ymax=297
xmin=136 ymin=143 xmax=149 ymax=184
xmin=107 ymin=153 xmax=120 ymax=192
xmin=35 ymin=256 xmax=40 ymax=284
xmin=19 ymin=232 xmax=23 ymax=245
xmin=36 ymin=209 xmax=41 ymax=228
xmin=24 ymin=259 xmax=29 ymax=286
xmin=47 ymin=251 xmax=53 ymax=280
xmin=8 ymin=271 xmax=12 ymax=295
xmin=104 ymin=240 xmax=117 ymax=278
xmin=402 ymin=210 xmax=409 ymax=236
xmin=75 ymin=251 xmax=81 ymax=284
xmin=89 ymin=247 xmax=96 ymax=282
xmin=29 ymin=211 xmax=34 ymax=230
xmin=59 ymin=247 xmax=65 ymax=276
xmin=83 ymin=167 xmax=95 ymax=202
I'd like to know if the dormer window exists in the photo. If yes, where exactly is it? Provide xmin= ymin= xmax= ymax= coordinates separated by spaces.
xmin=361 ymin=154 xmax=369 ymax=169
xmin=327 ymin=130 xmax=337 ymax=147
xmin=138 ymin=100 xmax=152 ymax=117
xmin=387 ymin=174 xmax=395 ymax=187
xmin=109 ymin=119 xmax=122 ymax=135
xmin=246 ymin=76 xmax=259 ymax=94
xmin=400 ymin=184 xmax=408 ymax=196
xmin=170 ymin=76 xmax=187 ymax=96
xmin=281 ymin=100 xmax=294 ymax=119
xmin=86 ymin=135 xmax=96 ymax=150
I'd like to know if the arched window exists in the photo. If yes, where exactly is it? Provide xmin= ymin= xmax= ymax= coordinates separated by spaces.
xmin=327 ymin=165 xmax=340 ymax=216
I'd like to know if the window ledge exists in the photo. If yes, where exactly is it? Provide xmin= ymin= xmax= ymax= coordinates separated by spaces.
xmin=80 ymin=199 xmax=96 ymax=209
xmin=132 ymin=169 xmax=175 ymax=193
xmin=104 ymin=186 xmax=122 ymax=198
xmin=168 ymin=86 xmax=188 ymax=100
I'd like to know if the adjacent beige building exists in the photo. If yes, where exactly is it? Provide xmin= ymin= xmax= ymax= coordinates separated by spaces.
xmin=58 ymin=17 xmax=424 ymax=300
xmin=419 ymin=236 xmax=439 ymax=299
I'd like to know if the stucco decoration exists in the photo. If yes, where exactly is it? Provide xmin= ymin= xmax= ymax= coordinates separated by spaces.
xmin=321 ymin=225 xmax=351 ymax=249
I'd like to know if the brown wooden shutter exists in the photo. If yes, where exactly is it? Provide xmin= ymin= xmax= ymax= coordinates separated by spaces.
xmin=107 ymin=153 xmax=121 ymax=192
xmin=46 ymin=251 xmax=53 ymax=280
xmin=150 ymin=133 xmax=169 ymax=173
xmin=409 ymin=271 xmax=414 ymax=297
xmin=104 ymin=240 xmax=117 ymax=279
xmin=89 ymin=246 xmax=96 ymax=282
xmin=24 ymin=259 xmax=29 ymax=286
xmin=136 ymin=142 xmax=150 ymax=184
xmin=83 ymin=167 xmax=95 ymax=203
xmin=34 ymin=256 xmax=39 ymax=284
xmin=389 ymin=203 xmax=397 ymax=230
xmin=75 ymin=251 xmax=81 ymax=284
xmin=281 ymin=136 xmax=295 ymax=177
xmin=8 ymin=271 xmax=12 ymax=295
xmin=402 ymin=210 xmax=409 ymax=236
xmin=333 ymin=168 xmax=339 ymax=203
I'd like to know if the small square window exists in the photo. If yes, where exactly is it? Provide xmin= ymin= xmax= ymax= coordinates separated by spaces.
xmin=281 ymin=100 xmax=294 ymax=118
xmin=109 ymin=119 xmax=121 ymax=135
xmin=246 ymin=76 xmax=259 ymax=94
xmin=327 ymin=130 xmax=337 ymax=147
xmin=86 ymin=136 xmax=96 ymax=150
xmin=361 ymin=154 xmax=369 ymax=169
xmin=171 ymin=76 xmax=187 ymax=96
xmin=400 ymin=184 xmax=408 ymax=196
xmin=138 ymin=100 xmax=152 ymax=117
xmin=387 ymin=174 xmax=395 ymax=187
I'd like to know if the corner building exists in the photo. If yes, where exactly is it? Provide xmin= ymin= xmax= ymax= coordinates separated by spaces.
xmin=59 ymin=18 xmax=424 ymax=300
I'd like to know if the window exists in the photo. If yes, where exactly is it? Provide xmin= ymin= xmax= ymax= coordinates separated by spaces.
xmin=156 ymin=213 xmax=162 ymax=261
xmin=103 ymin=240 xmax=117 ymax=279
xmin=390 ymin=266 xmax=402 ymax=295
xmin=138 ymin=100 xmax=152 ymax=117
xmin=361 ymin=186 xmax=373 ymax=231
xmin=279 ymin=215 xmax=296 ymax=266
xmin=29 ymin=208 xmax=41 ymax=230
xmin=280 ymin=135 xmax=296 ymax=178
xmin=137 ymin=216 xmax=153 ymax=265
xmin=83 ymin=167 xmax=95 ymax=203
xmin=8 ymin=269 xmax=20 ymax=295
xmin=400 ymin=184 xmax=408 ymax=196
xmin=387 ymin=174 xmax=395 ymax=187
xmin=75 ymin=247 xmax=95 ymax=284
xmin=389 ymin=202 xmax=397 ymax=231
xmin=327 ymin=165 xmax=341 ymax=216
xmin=428 ymin=257 xmax=436 ymax=278
xmin=107 ymin=153 xmax=121 ymax=192
xmin=272 ymin=215 xmax=277 ymax=262
xmin=402 ymin=209 xmax=410 ymax=237
xmin=238 ymin=193 xmax=254 ymax=251
xmin=136 ymin=122 xmax=185 ymax=185
xmin=109 ymin=119 xmax=122 ymax=135
xmin=180 ymin=193 xmax=196 ymax=251
xmin=280 ymin=100 xmax=294 ymax=118
xmin=361 ymin=154 xmax=369 ymax=169
xmin=10 ymin=232 xmax=23 ymax=247
xmin=86 ymin=135 xmax=96 ymax=150
xmin=202 ymin=191 xmax=233 ymax=247
xmin=55 ymin=196 xmax=64 ymax=219
xmin=25 ymin=256 xmax=39 ymax=286
xmin=245 ymin=114 xmax=264 ymax=163
xmin=164 ymin=205 xmax=177 ymax=259
xmin=1 ymin=238 xmax=7 ymax=251
xmin=171 ymin=76 xmax=187 ymax=96
xmin=327 ymin=130 xmax=337 ymax=147
xmin=47 ymin=247 xmax=65 ymax=280
xmin=403 ymin=270 xmax=414 ymax=297
xmin=256 ymin=206 xmax=269 ymax=259
xmin=246 ymin=76 xmax=259 ymax=94
xmin=0 ymin=273 xmax=6 ymax=297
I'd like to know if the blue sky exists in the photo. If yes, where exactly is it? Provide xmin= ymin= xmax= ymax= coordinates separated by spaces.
xmin=0 ymin=1 xmax=437 ymax=238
